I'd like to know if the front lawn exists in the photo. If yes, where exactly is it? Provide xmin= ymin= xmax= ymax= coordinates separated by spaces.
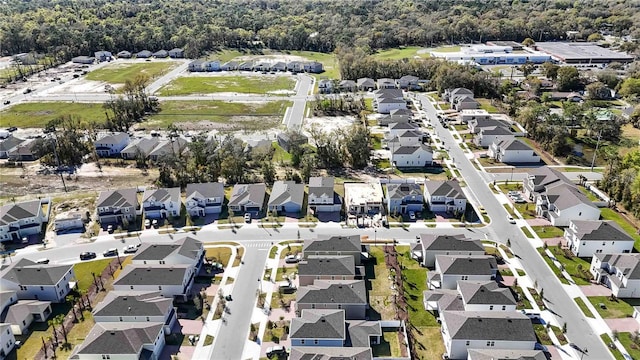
xmin=602 ymin=333 xmax=625 ymax=360
xmin=86 ymin=61 xmax=177 ymax=83
xmin=157 ymin=75 xmax=296 ymax=96
xmin=531 ymin=226 xmax=565 ymax=239
xmin=587 ymin=296 xmax=636 ymax=318
xmin=617 ymin=332 xmax=640 ymax=360
xmin=537 ymin=249 xmax=570 ymax=285
xmin=538 ymin=247 xmax=592 ymax=285
xmin=520 ymin=226 xmax=534 ymax=238
xmin=534 ymin=324 xmax=552 ymax=345
xmin=514 ymin=203 xmax=537 ymax=219
xmin=205 ymin=247 xmax=233 ymax=268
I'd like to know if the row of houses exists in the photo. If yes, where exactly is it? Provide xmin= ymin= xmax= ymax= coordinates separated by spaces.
xmin=71 ymin=49 xmax=185 ymax=64
xmin=382 ymin=121 xmax=435 ymax=168
xmin=188 ymin=59 xmax=324 ymax=73
xmin=0 ymin=136 xmax=39 ymax=162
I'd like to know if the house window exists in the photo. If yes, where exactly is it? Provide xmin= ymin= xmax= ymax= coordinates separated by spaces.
xmin=119 ymin=317 xmax=123 ymax=321
xmin=301 ymin=340 xmax=305 ymax=345
xmin=159 ymin=286 xmax=162 ymax=290
xmin=146 ymin=317 xmax=150 ymax=321
xmin=466 ymin=341 xmax=470 ymax=346
xmin=502 ymin=306 xmax=506 ymax=310
xmin=461 ymin=276 xmax=468 ymax=280
xmin=40 ymin=286 xmax=44 ymax=291
xmin=338 ymin=304 xmax=342 ymax=309
xmin=311 ymin=304 xmax=316 ymax=309
xmin=602 ymin=242 xmax=606 ymax=246
xmin=160 ymin=261 xmax=165 ymax=265
xmin=130 ymin=286 xmax=134 ymax=290
xmin=102 ymin=356 xmax=111 ymax=360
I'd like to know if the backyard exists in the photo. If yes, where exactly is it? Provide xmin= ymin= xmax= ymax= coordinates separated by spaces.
xmin=156 ymin=75 xmax=296 ymax=96
xmin=0 ymin=102 xmax=105 ymax=127
xmin=86 ymin=61 xmax=178 ymax=83
xmin=372 ymin=47 xmax=430 ymax=60
xmin=531 ymin=226 xmax=565 ymax=239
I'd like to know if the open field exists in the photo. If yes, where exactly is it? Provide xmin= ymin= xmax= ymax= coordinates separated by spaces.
xmin=146 ymin=100 xmax=290 ymax=130
xmin=430 ymin=45 xmax=461 ymax=53
xmin=0 ymin=102 xmax=105 ymax=127
xmin=286 ymin=51 xmax=340 ymax=80
xmin=85 ymin=61 xmax=178 ymax=83
xmin=157 ymin=75 xmax=295 ymax=96
xmin=372 ymin=47 xmax=430 ymax=60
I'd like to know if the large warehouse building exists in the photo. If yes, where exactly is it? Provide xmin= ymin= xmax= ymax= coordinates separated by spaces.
xmin=430 ymin=44 xmax=552 ymax=65
xmin=534 ymin=42 xmax=634 ymax=64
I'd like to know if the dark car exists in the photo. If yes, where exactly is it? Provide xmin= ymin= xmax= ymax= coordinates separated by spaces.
xmin=7 ymin=126 xmax=17 ymax=132
xmin=103 ymin=248 xmax=118 ymax=257
xmin=79 ymin=252 xmax=97 ymax=261
xmin=2 ymin=100 xmax=10 ymax=105
xmin=266 ymin=346 xmax=287 ymax=359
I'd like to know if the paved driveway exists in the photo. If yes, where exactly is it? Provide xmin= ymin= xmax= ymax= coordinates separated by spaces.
xmin=605 ymin=318 xmax=640 ymax=332
xmin=580 ymin=284 xmax=612 ymax=297
xmin=179 ymin=319 xmax=204 ymax=334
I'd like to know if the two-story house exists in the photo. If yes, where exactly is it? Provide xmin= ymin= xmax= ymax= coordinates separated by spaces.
xmin=344 ymin=183 xmax=384 ymax=216
xmin=92 ymin=291 xmax=177 ymax=335
xmin=474 ymin=126 xmax=514 ymax=148
xmin=112 ymin=265 xmax=193 ymax=300
xmin=428 ymin=255 xmax=497 ymax=290
xmin=441 ymin=311 xmax=536 ymax=360
xmin=268 ymin=181 xmax=305 ymax=214
xmin=94 ymin=132 xmax=130 ymax=158
xmin=308 ymin=177 xmax=341 ymax=213
xmin=120 ymin=138 xmax=160 ymax=160
xmin=69 ymin=322 xmax=165 ymax=360
xmin=303 ymin=235 xmax=363 ymax=265
xmin=296 ymin=280 xmax=368 ymax=320
xmin=185 ymin=182 xmax=224 ymax=217
xmin=467 ymin=349 xmax=546 ymax=360
xmin=424 ymin=181 xmax=467 ymax=214
xmin=289 ymin=347 xmax=373 ymax=359
xmin=96 ymin=188 xmax=139 ymax=226
xmin=535 ymin=183 xmax=600 ymax=227
xmin=386 ymin=183 xmax=423 ymax=215
xmin=522 ymin=167 xmax=571 ymax=201
xmin=142 ymin=187 xmax=181 ymax=219
xmin=357 ymin=78 xmax=375 ymax=91
xmin=298 ymin=256 xmax=363 ymax=286
xmin=0 ymin=259 xmax=75 ymax=302
xmin=591 ymin=253 xmax=640 ymax=298
xmin=488 ymin=138 xmax=540 ymax=164
xmin=391 ymin=145 xmax=433 ymax=168
xmin=0 ymin=324 xmax=16 ymax=359
xmin=396 ymin=75 xmax=419 ymax=90
xmin=228 ymin=183 xmax=266 ymax=215
xmin=423 ymin=280 xmax=516 ymax=314
xmin=565 ymin=220 xmax=635 ymax=258
xmin=419 ymin=234 xmax=485 ymax=268
xmin=0 ymin=199 xmax=49 ymax=242
xmin=290 ymin=309 xmax=345 ymax=347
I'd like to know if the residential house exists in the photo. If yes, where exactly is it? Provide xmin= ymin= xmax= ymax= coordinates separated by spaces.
xmin=0 ymin=259 xmax=75 ymax=302
xmin=185 ymin=182 xmax=224 ymax=217
xmin=308 ymin=176 xmax=341 ymax=213
xmin=220 ymin=61 xmax=239 ymax=71
xmin=298 ymin=255 xmax=362 ymax=286
xmin=428 ymin=255 xmax=497 ymax=290
xmin=296 ymin=280 xmax=367 ymax=319
xmin=92 ymin=291 xmax=177 ymax=334
xmin=419 ymin=234 xmax=484 ymax=268
xmin=454 ymin=96 xmax=480 ymax=111
xmin=117 ymin=50 xmax=132 ymax=58
xmin=304 ymin=61 xmax=324 ymax=73
xmin=148 ymin=138 xmax=188 ymax=162
xmin=142 ymin=187 xmax=181 ymax=219
xmin=131 ymin=236 xmax=204 ymax=274
xmin=318 ymin=79 xmax=334 ymax=94
xmin=347 ymin=320 xmax=381 ymax=348
xmin=338 ymin=80 xmax=357 ymax=92
xmin=290 ymin=309 xmax=345 ymax=347
xmin=0 ymin=324 xmax=16 ymax=359
xmin=535 ymin=183 xmax=600 ymax=227
xmin=387 ymin=128 xmax=424 ymax=147
xmin=69 ymin=322 xmax=165 ymax=360
xmin=168 ymin=48 xmax=184 ymax=58
xmin=548 ymin=91 xmax=583 ymax=102
xmin=565 ymin=220 xmax=635 ymax=257
xmin=53 ymin=212 xmax=85 ymax=232
xmin=7 ymin=140 xmax=37 ymax=161
xmin=376 ymin=78 xmax=396 ymax=89
xmin=120 ymin=138 xmax=160 ymax=160
xmin=461 ymin=110 xmax=492 ymax=126
xmin=268 ymin=181 xmax=305 ymax=214
xmin=467 ymin=349 xmax=546 ymax=360
xmin=112 ymin=265 xmax=193 ymax=300
xmin=0 ymin=136 xmax=25 ymax=159
xmin=522 ymin=167 xmax=572 ymax=201
xmin=94 ymin=51 xmax=112 ymax=62
xmin=0 ymin=291 xmax=17 ymax=315
xmin=277 ymin=132 xmax=308 ymax=152
xmin=71 ymin=56 xmax=95 ymax=64
xmin=153 ymin=50 xmax=169 ymax=58
xmin=344 ymin=183 xmax=384 ymax=216
xmin=373 ymin=88 xmax=403 ymax=101
xmin=136 ymin=50 xmax=153 ymax=58
xmin=2 ymin=299 xmax=52 ymax=335
xmin=441 ymin=311 xmax=536 ymax=360
xmin=423 ymin=180 xmax=467 ymax=213
xmin=390 ymin=108 xmax=413 ymax=122
xmin=457 ymin=281 xmax=517 ymax=312
xmin=386 ymin=183 xmax=423 ymax=215
xmin=396 ymin=75 xmax=419 ymax=90
xmin=303 ymin=235 xmax=363 ymax=265
xmin=391 ymin=145 xmax=433 ymax=168
xmin=474 ymin=126 xmax=514 ymax=148
xmin=487 ymin=138 xmax=540 ymax=163
xmin=94 ymin=132 xmax=130 ymax=157
xmin=289 ymin=347 xmax=373 ymax=360
xmin=239 ymin=61 xmax=254 ymax=71
xmin=376 ymin=97 xmax=407 ymax=114
xmin=591 ymin=253 xmax=640 ymax=297
xmin=96 ymin=188 xmax=139 ymax=225
xmin=228 ymin=183 xmax=266 ymax=215
xmin=423 ymin=288 xmax=464 ymax=314
xmin=272 ymin=62 xmax=287 ymax=72
xmin=356 ymin=78 xmax=375 ymax=91
xmin=0 ymin=199 xmax=48 ymax=242
xmin=188 ymin=60 xmax=204 ymax=72
xmin=387 ymin=123 xmax=419 ymax=134
xmin=444 ymin=88 xmax=474 ymax=104
xmin=204 ymin=60 xmax=221 ymax=72
xmin=254 ymin=62 xmax=271 ymax=72
xmin=287 ymin=61 xmax=304 ymax=72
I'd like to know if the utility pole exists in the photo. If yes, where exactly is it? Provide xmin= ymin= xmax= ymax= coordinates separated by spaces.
xmin=590 ymin=130 xmax=602 ymax=172
xmin=52 ymin=134 xmax=67 ymax=192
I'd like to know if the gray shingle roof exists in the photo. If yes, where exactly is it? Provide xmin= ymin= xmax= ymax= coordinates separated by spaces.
xmin=1 ymin=258 xmax=73 ymax=286
xmin=298 ymin=256 xmax=355 ymax=277
xmin=92 ymin=291 xmax=173 ymax=318
xmin=347 ymin=320 xmax=381 ymax=347
xmin=387 ymin=183 xmax=422 ymax=200
xmin=142 ymin=187 xmax=180 ymax=204
xmin=458 ymin=281 xmax=516 ymax=306
xmin=436 ymin=255 xmax=497 ymax=276
xmin=421 ymin=234 xmax=484 ymax=252
xmin=290 ymin=346 xmax=373 ymax=360
xmin=0 ymin=200 xmax=42 ymax=226
xmin=186 ymin=182 xmax=224 ymax=200
xmin=71 ymin=322 xmax=163 ymax=356
xmin=97 ymin=188 xmax=138 ymax=208
xmin=113 ymin=265 xmax=190 ymax=286
xmin=424 ymin=180 xmax=466 ymax=199
xmin=497 ymin=138 xmax=533 ymax=151
xmin=467 ymin=349 xmax=546 ymax=360
xmin=393 ymin=144 xmax=432 ymax=155
xmin=442 ymin=311 xmax=536 ymax=341
xmin=297 ymin=280 xmax=367 ymax=305
xmin=268 ymin=181 xmax=305 ymax=207
xmin=2 ymin=299 xmax=51 ymax=325
xmin=121 ymin=137 xmax=160 ymax=157
xmin=570 ymin=220 xmax=634 ymax=242
xmin=290 ymin=309 xmax=345 ymax=339
xmin=596 ymin=253 xmax=640 ymax=280
xmin=377 ymin=97 xmax=405 ymax=104
xmin=0 ymin=135 xmax=25 ymax=152
xmin=132 ymin=236 xmax=202 ymax=263
xmin=479 ymin=126 xmax=513 ymax=135
xmin=96 ymin=132 xmax=128 ymax=145
xmin=422 ymin=289 xmax=464 ymax=311
xmin=544 ymin=183 xmax=597 ymax=210
xmin=308 ymin=177 xmax=335 ymax=199
xmin=228 ymin=183 xmax=266 ymax=207
xmin=526 ymin=167 xmax=572 ymax=188
xmin=357 ymin=78 xmax=375 ymax=86
xmin=389 ymin=122 xmax=419 ymax=131
xmin=304 ymin=235 xmax=361 ymax=253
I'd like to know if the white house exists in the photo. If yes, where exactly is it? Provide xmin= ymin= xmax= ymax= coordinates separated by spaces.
xmin=132 ymin=236 xmax=205 ymax=271
xmin=591 ymin=253 xmax=640 ymax=298
xmin=523 ymin=167 xmax=572 ymax=200
xmin=376 ymin=78 xmax=396 ymax=89
xmin=185 ymin=182 xmax=224 ymax=217
xmin=53 ymin=212 xmax=84 ymax=232
xmin=0 ymin=259 xmax=75 ymax=302
xmin=565 ymin=220 xmax=635 ymax=257
xmin=423 ymin=180 xmax=467 ymax=213
xmin=376 ymin=97 xmax=407 ymax=114
xmin=69 ymin=322 xmax=165 ymax=360
xmin=474 ymin=126 xmax=514 ymax=148
xmin=386 ymin=129 xmax=423 ymax=147
xmin=94 ymin=132 xmax=130 ymax=158
xmin=308 ymin=177 xmax=341 ymax=213
xmin=112 ymin=265 xmax=193 ymax=300
xmin=148 ymin=138 xmax=188 ymax=162
xmin=396 ymin=75 xmax=419 ymax=89
xmin=357 ymin=78 xmax=375 ymax=91
xmin=458 ymin=281 xmax=517 ymax=312
xmin=344 ymin=183 xmax=384 ymax=215
xmin=142 ymin=187 xmax=181 ymax=219
xmin=0 ymin=136 xmax=25 ymax=159
xmin=535 ymin=183 xmax=600 ymax=227
xmin=228 ymin=183 xmax=266 ymax=215
xmin=429 ymin=255 xmax=497 ymax=290
xmin=0 ymin=324 xmax=16 ymax=359
xmin=441 ymin=311 xmax=536 ymax=360
xmin=419 ymin=234 xmax=484 ymax=268
xmin=386 ymin=183 xmax=423 ymax=215
xmin=3 ymin=299 xmax=52 ymax=335
xmin=488 ymin=138 xmax=540 ymax=163
xmin=0 ymin=199 xmax=49 ymax=243
xmin=391 ymin=145 xmax=433 ymax=168
xmin=92 ymin=291 xmax=177 ymax=335
xmin=459 ymin=110 xmax=491 ymax=125
xmin=468 ymin=350 xmax=546 ymax=360
xmin=268 ymin=181 xmax=305 ymax=214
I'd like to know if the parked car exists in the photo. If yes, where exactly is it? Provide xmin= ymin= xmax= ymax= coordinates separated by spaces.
xmin=409 ymin=211 xmax=416 ymax=220
xmin=79 ymin=252 xmax=97 ymax=261
xmin=285 ymin=254 xmax=301 ymax=264
xmin=144 ymin=219 xmax=151 ymax=228
xmin=35 ymin=258 xmax=50 ymax=264
xmin=7 ymin=126 xmax=17 ymax=132
xmin=123 ymin=245 xmax=138 ymax=254
xmin=2 ymin=100 xmax=10 ymax=105
xmin=266 ymin=346 xmax=287 ymax=359
xmin=103 ymin=248 xmax=118 ymax=257
xmin=107 ymin=224 xmax=114 ymax=233
xmin=152 ymin=219 xmax=158 ymax=228
xmin=507 ymin=215 xmax=516 ymax=224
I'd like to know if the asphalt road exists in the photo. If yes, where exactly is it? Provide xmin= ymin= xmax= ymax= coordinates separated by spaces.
xmin=418 ymin=94 xmax=611 ymax=360
xmin=283 ymin=74 xmax=313 ymax=129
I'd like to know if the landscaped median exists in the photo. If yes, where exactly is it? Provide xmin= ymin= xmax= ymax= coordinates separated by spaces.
xmin=601 ymin=333 xmax=626 ymax=360
xmin=574 ymin=297 xmax=595 ymax=318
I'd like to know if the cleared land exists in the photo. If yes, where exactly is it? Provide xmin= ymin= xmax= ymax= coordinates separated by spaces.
xmin=157 ymin=75 xmax=295 ymax=96
xmin=372 ymin=47 xmax=430 ymax=60
xmin=85 ymin=61 xmax=178 ymax=83
xmin=0 ymin=102 xmax=105 ymax=127
xmin=287 ymin=50 xmax=340 ymax=80
xmin=147 ymin=100 xmax=290 ymax=130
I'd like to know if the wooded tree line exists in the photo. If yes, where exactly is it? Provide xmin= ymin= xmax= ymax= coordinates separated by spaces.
xmin=1 ymin=0 xmax=638 ymax=58
xmin=599 ymin=149 xmax=640 ymax=219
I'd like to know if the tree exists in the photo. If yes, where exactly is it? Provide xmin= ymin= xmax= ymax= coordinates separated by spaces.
xmin=300 ymin=152 xmax=317 ymax=182
xmin=522 ymin=38 xmax=535 ymax=47
xmin=556 ymin=66 xmax=581 ymax=91
xmin=587 ymin=33 xmax=604 ymax=42
xmin=541 ymin=62 xmax=560 ymax=81
xmin=54 ymin=314 xmax=68 ymax=343
xmin=519 ymin=62 xmax=536 ymax=78
xmin=261 ymin=161 xmax=276 ymax=185
xmin=586 ymin=82 xmax=611 ymax=100
xmin=344 ymin=124 xmax=370 ymax=169
xmin=619 ymin=78 xmax=640 ymax=98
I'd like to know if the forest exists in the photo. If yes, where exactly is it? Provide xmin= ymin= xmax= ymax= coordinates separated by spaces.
xmin=1 ymin=0 xmax=639 ymax=59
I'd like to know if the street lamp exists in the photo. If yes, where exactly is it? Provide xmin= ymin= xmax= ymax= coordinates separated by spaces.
xmin=115 ymin=249 xmax=122 ymax=269
xmin=374 ymin=228 xmax=377 ymax=246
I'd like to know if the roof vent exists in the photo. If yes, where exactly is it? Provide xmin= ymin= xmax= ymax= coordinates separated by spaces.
xmin=123 ymin=297 xmax=128 ymax=300
xmin=110 ymin=331 xmax=116 ymax=335
xmin=147 ymin=268 xmax=152 ymax=271
xmin=128 ymin=306 xmax=131 ymax=312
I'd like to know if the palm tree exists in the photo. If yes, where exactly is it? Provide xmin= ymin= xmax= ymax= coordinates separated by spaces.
xmin=54 ymin=314 xmax=68 ymax=343
xmin=48 ymin=319 xmax=58 ymax=344
xmin=66 ymin=295 xmax=78 ymax=322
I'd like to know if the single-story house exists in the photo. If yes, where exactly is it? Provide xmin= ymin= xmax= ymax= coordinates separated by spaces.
xmin=71 ymin=56 xmax=95 ymax=64
xmin=168 ymin=48 xmax=184 ymax=58
xmin=153 ymin=50 xmax=169 ymax=58
xmin=135 ymin=50 xmax=153 ymax=58
xmin=94 ymin=51 xmax=112 ymax=62
xmin=357 ymin=78 xmax=375 ymax=91
xmin=117 ymin=50 xmax=132 ymax=58
xmin=120 ymin=137 xmax=160 ymax=160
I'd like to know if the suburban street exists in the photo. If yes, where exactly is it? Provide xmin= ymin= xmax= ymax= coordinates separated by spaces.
xmin=283 ymin=73 xmax=313 ymax=129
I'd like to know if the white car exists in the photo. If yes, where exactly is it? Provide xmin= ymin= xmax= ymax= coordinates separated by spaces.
xmin=507 ymin=215 xmax=516 ymax=224
xmin=409 ymin=211 xmax=416 ymax=220
xmin=244 ymin=213 xmax=251 ymax=223
xmin=123 ymin=245 xmax=138 ymax=254
xmin=144 ymin=219 xmax=151 ymax=228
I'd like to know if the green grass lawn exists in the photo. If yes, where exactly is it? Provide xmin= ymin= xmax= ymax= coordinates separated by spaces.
xmin=520 ymin=226 xmax=534 ymax=238
xmin=600 ymin=208 xmax=640 ymax=248
xmin=602 ymin=333 xmax=626 ymax=360
xmin=514 ymin=203 xmax=537 ymax=219
xmin=287 ymin=50 xmax=340 ymax=80
xmin=550 ymin=324 xmax=568 ymax=345
xmin=205 ymin=49 xmax=246 ymax=62
xmin=371 ymin=329 xmax=402 ymax=357
xmin=147 ymin=100 xmax=290 ymax=129
xmin=430 ymin=45 xmax=461 ymax=53
xmin=86 ymin=62 xmax=177 ymax=83
xmin=531 ymin=226 xmax=565 ymax=239
xmin=0 ymin=102 xmax=106 ymax=127
xmin=574 ymin=297 xmax=595 ymax=318
xmin=371 ymin=133 xmax=383 ymax=150
xmin=399 ymin=249 xmax=439 ymax=327
xmin=540 ymin=247 xmax=592 ymax=285
xmin=534 ymin=324 xmax=553 ymax=345
xmin=272 ymin=143 xmax=292 ymax=165
xmin=587 ymin=296 xmax=636 ymax=318
xmin=368 ymin=247 xmax=397 ymax=321
xmin=538 ymin=249 xmax=569 ymax=285
xmin=617 ymin=332 xmax=640 ymax=360
xmin=73 ymin=259 xmax=113 ymax=292
xmin=157 ymin=75 xmax=296 ymax=96
xmin=477 ymin=98 xmax=499 ymax=113
xmin=372 ymin=46 xmax=429 ymax=60
xmin=514 ymin=286 xmax=532 ymax=310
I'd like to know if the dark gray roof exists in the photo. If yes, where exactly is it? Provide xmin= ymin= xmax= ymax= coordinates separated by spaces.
xmin=268 ymin=181 xmax=305 ymax=207
xmin=0 ymin=199 xmax=42 ymax=226
xmin=290 ymin=309 xmax=345 ymax=339
xmin=387 ymin=183 xmax=422 ymax=200
xmin=389 ymin=122 xmax=419 ymax=131
xmin=290 ymin=346 xmax=372 ymax=360
xmin=113 ymin=265 xmax=190 ymax=286
xmin=450 ymin=88 xmax=474 ymax=97
xmin=442 ymin=311 xmax=536 ymax=341
xmin=297 ymin=280 xmax=367 ymax=305
xmin=544 ymin=183 xmax=597 ymax=210
xmin=1 ymin=258 xmax=73 ymax=286
xmin=422 ymin=289 xmax=464 ymax=311
xmin=121 ymin=138 xmax=160 ymax=156
xmin=467 ymin=349 xmax=546 ymax=360
xmin=390 ymin=108 xmax=413 ymax=116
xmin=479 ymin=126 xmax=513 ymax=135
xmin=393 ymin=145 xmax=432 ymax=155
xmin=356 ymin=78 xmax=375 ymax=86
xmin=308 ymin=177 xmax=335 ymax=199
xmin=377 ymin=97 xmax=405 ymax=104
xmin=458 ymin=281 xmax=516 ymax=306
xmin=347 ymin=320 xmax=381 ymax=347
xmin=97 ymin=188 xmax=138 ymax=208
xmin=304 ymin=235 xmax=361 ymax=253
xmin=436 ymin=255 xmax=497 ymax=275
xmin=0 ymin=136 xmax=25 ymax=152
xmin=497 ymin=138 xmax=533 ymax=151
xmin=421 ymin=234 xmax=484 ymax=252
xmin=570 ymin=220 xmax=634 ymax=242
xmin=457 ymin=96 xmax=479 ymax=104
xmin=526 ymin=167 xmax=572 ymax=188
xmin=596 ymin=253 xmax=640 ymax=280
xmin=96 ymin=132 xmax=128 ymax=145
xmin=92 ymin=291 xmax=173 ymax=318
xmin=424 ymin=180 xmax=466 ymax=199
xmin=71 ymin=322 xmax=163 ymax=356
xmin=142 ymin=187 xmax=180 ymax=204
xmin=132 ymin=236 xmax=202 ymax=263
xmin=228 ymin=183 xmax=266 ymax=207
xmin=298 ymin=256 xmax=355 ymax=277
xmin=186 ymin=182 xmax=224 ymax=200
xmin=2 ymin=299 xmax=51 ymax=325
